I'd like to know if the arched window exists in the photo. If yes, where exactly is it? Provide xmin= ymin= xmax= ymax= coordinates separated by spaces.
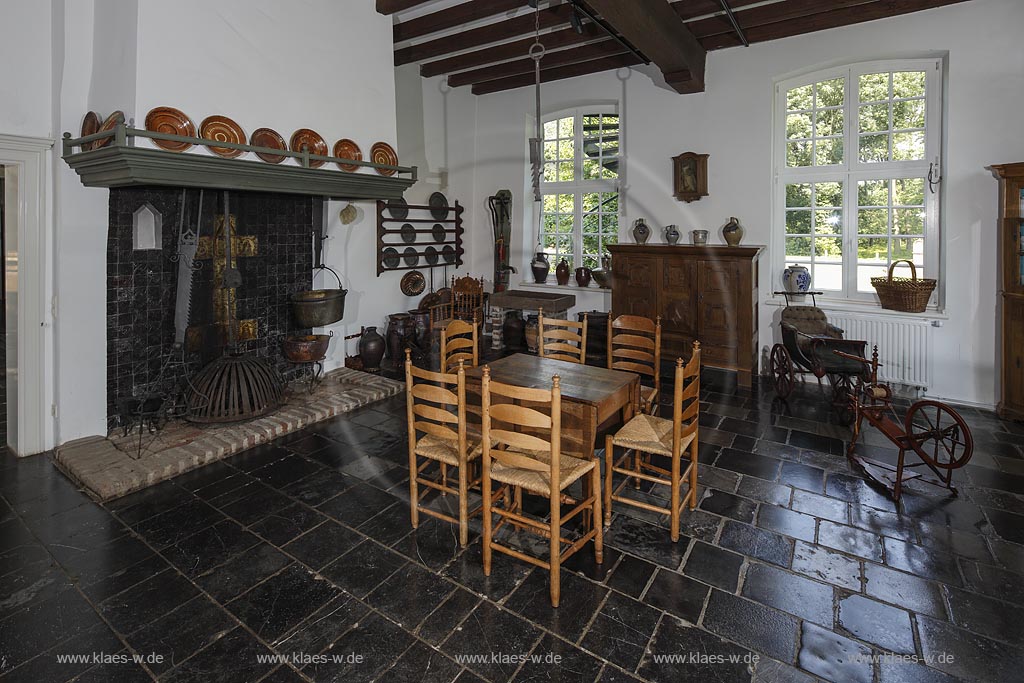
xmin=536 ymin=106 xmax=620 ymax=273
xmin=774 ymin=59 xmax=943 ymax=305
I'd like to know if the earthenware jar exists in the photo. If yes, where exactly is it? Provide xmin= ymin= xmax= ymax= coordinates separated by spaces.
xmin=530 ymin=252 xmax=550 ymax=283
xmin=632 ymin=218 xmax=651 ymax=244
xmin=408 ymin=309 xmax=430 ymax=345
xmin=783 ymin=264 xmax=812 ymax=293
xmin=358 ymin=326 xmax=386 ymax=371
xmin=575 ymin=267 xmax=592 ymax=287
xmin=723 ymin=216 xmax=744 ymax=246
xmin=592 ymin=255 xmax=613 ymax=288
xmin=691 ymin=229 xmax=709 ymax=245
xmin=664 ymin=224 xmax=680 ymax=244
xmin=555 ymin=258 xmax=570 ymax=285
xmin=385 ymin=312 xmax=412 ymax=362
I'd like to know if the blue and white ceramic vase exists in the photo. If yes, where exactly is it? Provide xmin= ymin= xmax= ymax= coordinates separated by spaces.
xmin=783 ymin=264 xmax=812 ymax=293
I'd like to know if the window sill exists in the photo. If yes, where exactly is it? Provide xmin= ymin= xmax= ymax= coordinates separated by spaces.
xmin=764 ymin=293 xmax=947 ymax=320
xmin=515 ymin=280 xmax=612 ymax=294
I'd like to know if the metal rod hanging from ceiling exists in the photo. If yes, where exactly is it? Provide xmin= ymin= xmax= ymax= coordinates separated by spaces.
xmin=552 ymin=0 xmax=651 ymax=65
xmin=718 ymin=0 xmax=749 ymax=47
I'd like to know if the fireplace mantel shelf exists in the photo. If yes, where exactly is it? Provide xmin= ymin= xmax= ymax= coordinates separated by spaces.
xmin=62 ymin=124 xmax=416 ymax=200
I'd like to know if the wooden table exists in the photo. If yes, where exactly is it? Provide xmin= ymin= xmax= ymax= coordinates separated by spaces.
xmin=465 ymin=354 xmax=640 ymax=460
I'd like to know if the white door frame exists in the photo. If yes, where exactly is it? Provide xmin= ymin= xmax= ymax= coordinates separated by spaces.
xmin=0 ymin=134 xmax=55 ymax=456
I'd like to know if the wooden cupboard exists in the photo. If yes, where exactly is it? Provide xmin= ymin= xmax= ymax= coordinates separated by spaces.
xmin=608 ymin=244 xmax=762 ymax=386
xmin=992 ymin=163 xmax=1024 ymax=421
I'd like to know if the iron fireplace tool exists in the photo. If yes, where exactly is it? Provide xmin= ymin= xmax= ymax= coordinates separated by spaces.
xmin=488 ymin=190 xmax=513 ymax=292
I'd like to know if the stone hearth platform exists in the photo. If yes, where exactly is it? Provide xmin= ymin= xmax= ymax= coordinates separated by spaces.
xmin=55 ymin=368 xmax=403 ymax=502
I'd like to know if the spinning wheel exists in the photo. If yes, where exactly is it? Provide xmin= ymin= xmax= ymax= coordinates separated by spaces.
xmin=905 ymin=400 xmax=974 ymax=469
xmin=828 ymin=373 xmax=857 ymax=426
xmin=770 ymin=344 xmax=795 ymax=399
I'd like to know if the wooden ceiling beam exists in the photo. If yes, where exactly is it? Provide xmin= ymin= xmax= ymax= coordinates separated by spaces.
xmin=671 ymin=0 xmax=767 ymax=22
xmin=447 ymin=39 xmax=624 ymax=87
xmin=686 ymin=0 xmax=879 ymax=41
xmin=376 ymin=0 xmax=434 ymax=15
xmin=395 ymin=3 xmax=575 ymax=66
xmin=585 ymin=0 xmax=707 ymax=93
xmin=697 ymin=0 xmax=972 ymax=51
xmin=420 ymin=22 xmax=606 ymax=77
xmin=472 ymin=53 xmax=643 ymax=95
xmin=393 ymin=0 xmax=524 ymax=43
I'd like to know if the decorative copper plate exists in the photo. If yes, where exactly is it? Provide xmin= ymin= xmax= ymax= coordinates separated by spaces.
xmin=436 ymin=287 xmax=452 ymax=305
xmin=400 ymin=270 xmax=426 ymax=297
xmin=431 ymin=223 xmax=446 ymax=243
xmin=250 ymin=128 xmax=287 ymax=164
xmin=370 ymin=141 xmax=398 ymax=176
xmin=80 ymin=111 xmax=100 ymax=151
xmin=200 ymin=115 xmax=246 ymax=158
xmin=419 ymin=292 xmax=441 ymax=310
xmin=333 ymin=138 xmax=362 ymax=172
xmin=429 ymin=192 xmax=449 ymax=220
xmin=94 ymin=110 xmax=125 ymax=149
xmin=145 ymin=107 xmax=195 ymax=152
xmin=424 ymin=246 xmax=439 ymax=265
xmin=289 ymin=128 xmax=328 ymax=168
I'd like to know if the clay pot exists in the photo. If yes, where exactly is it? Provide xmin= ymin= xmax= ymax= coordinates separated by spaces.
xmin=592 ymin=255 xmax=613 ymax=289
xmin=632 ymin=218 xmax=651 ymax=244
xmin=408 ymin=309 xmax=430 ymax=345
xmin=386 ymin=313 xmax=412 ymax=362
xmin=358 ymin=327 xmax=386 ymax=371
xmin=575 ymin=267 xmax=592 ymax=287
xmin=555 ymin=258 xmax=570 ymax=285
xmin=530 ymin=252 xmax=550 ymax=283
xmin=723 ymin=216 xmax=744 ymax=246
xmin=664 ymin=224 xmax=680 ymax=244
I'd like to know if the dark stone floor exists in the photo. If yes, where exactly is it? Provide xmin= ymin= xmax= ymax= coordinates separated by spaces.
xmin=2 ymin=366 xmax=1024 ymax=683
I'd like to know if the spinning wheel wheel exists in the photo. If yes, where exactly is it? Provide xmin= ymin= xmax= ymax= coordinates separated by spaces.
xmin=905 ymin=400 xmax=974 ymax=470
xmin=770 ymin=344 xmax=795 ymax=398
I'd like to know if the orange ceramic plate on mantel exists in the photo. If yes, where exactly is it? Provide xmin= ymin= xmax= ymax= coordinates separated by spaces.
xmin=200 ymin=115 xmax=246 ymax=158
xmin=333 ymin=138 xmax=362 ymax=172
xmin=289 ymin=128 xmax=328 ymax=168
xmin=94 ymin=110 xmax=126 ymax=150
xmin=370 ymin=141 xmax=398 ymax=176
xmin=144 ymin=107 xmax=195 ymax=152
xmin=80 ymin=111 xmax=101 ymax=151
xmin=250 ymin=128 xmax=287 ymax=164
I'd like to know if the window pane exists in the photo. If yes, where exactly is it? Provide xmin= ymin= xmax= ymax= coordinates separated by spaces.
xmin=786 ymin=210 xmax=812 ymax=235
xmin=891 ymin=237 xmax=923 ymax=262
xmin=602 ymin=193 xmax=619 ymax=213
xmin=858 ymin=179 xmax=889 ymax=206
xmin=543 ymin=120 xmax=557 ymax=139
xmin=557 ymin=161 xmax=574 ymax=182
xmin=558 ymin=117 xmax=573 ymax=138
xmin=859 ymin=133 xmax=889 ymax=163
xmin=892 ymin=131 xmax=924 ymax=161
xmin=858 ymin=209 xmax=889 ymax=234
xmin=787 ymin=84 xmax=813 ymax=111
xmin=787 ymin=113 xmax=812 ymax=139
xmin=543 ymin=162 xmax=558 ymax=182
xmin=894 ymin=178 xmax=924 ymax=205
xmin=815 ymin=109 xmax=843 ymax=137
xmin=893 ymin=71 xmax=926 ymax=99
xmin=557 ymin=194 xmax=574 ymax=213
xmin=815 ymin=263 xmax=843 ymax=291
xmin=893 ymin=208 xmax=925 ymax=235
xmin=816 ymin=78 xmax=844 ymax=107
xmin=815 ymin=182 xmax=843 ymax=207
xmin=858 ymin=103 xmax=889 ymax=133
xmin=857 ymin=265 xmax=887 ymax=292
xmin=858 ymin=237 xmax=889 ymax=262
xmin=787 ymin=141 xmax=812 ymax=167
xmin=786 ymin=183 xmax=812 ymax=208
xmin=815 ymin=138 xmax=842 ymax=166
xmin=543 ymin=141 xmax=558 ymax=161
xmin=815 ymin=237 xmax=843 ymax=259
xmin=814 ymin=209 xmax=842 ymax=235
xmin=542 ymin=194 xmax=558 ymax=213
xmin=859 ymin=73 xmax=889 ymax=103
xmin=582 ymin=158 xmax=600 ymax=180
xmin=893 ymin=99 xmax=925 ymax=130
xmin=583 ymin=192 xmax=600 ymax=212
xmin=582 ymin=213 xmax=599 ymax=232
xmin=785 ymin=237 xmax=812 ymax=260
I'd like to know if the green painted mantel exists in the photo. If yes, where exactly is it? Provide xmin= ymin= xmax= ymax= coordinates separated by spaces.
xmin=62 ymin=124 xmax=416 ymax=200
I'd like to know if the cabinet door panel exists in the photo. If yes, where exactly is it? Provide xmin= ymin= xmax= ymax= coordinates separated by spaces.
xmin=613 ymin=257 xmax=659 ymax=319
xmin=662 ymin=259 xmax=698 ymax=337
xmin=1005 ymin=297 xmax=1024 ymax=410
xmin=697 ymin=260 xmax=740 ymax=345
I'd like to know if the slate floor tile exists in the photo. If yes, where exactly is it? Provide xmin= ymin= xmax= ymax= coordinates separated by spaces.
xmin=317 ymin=482 xmax=401 ymax=527
xmin=99 ymin=568 xmax=199 ymax=635
xmin=385 ymin=640 xmax=464 ymax=683
xmin=580 ymin=592 xmax=661 ymax=671
xmin=790 ymin=489 xmax=848 ymax=524
xmin=883 ymin=538 xmax=962 ymax=585
xmin=756 ymin=505 xmax=816 ymax=542
xmin=417 ymin=586 xmax=481 ymax=646
xmin=514 ymin=633 xmax=604 ymax=683
xmin=741 ymin=562 xmax=833 ymax=626
xmin=162 ymin=626 xmax=276 ymax=683
xmin=778 ymin=462 xmax=825 ymax=494
xmin=281 ymin=520 xmax=363 ymax=570
xmin=918 ymin=614 xmax=1024 ymax=683
xmin=228 ymin=563 xmax=341 ymax=644
xmin=698 ymin=490 xmax=757 ymax=523
xmin=123 ymin=594 xmax=235 ymax=675
xmin=606 ymin=516 xmax=690 ymax=569
xmin=681 ymin=540 xmax=744 ymax=591
xmin=0 ymin=588 xmax=106 ymax=671
xmin=162 ymin=518 xmax=261 ymax=578
xmin=605 ymin=553 xmax=657 ymax=598
xmin=441 ymin=601 xmax=543 ymax=683
xmin=246 ymin=501 xmax=325 ymax=546
xmin=642 ymin=568 xmax=709 ymax=623
xmin=791 ymin=541 xmax=861 ymax=591
xmin=714 ymin=449 xmax=782 ymax=480
xmin=798 ymin=621 xmax=872 ymax=683
xmin=863 ymin=563 xmax=946 ymax=618
xmin=945 ymin=584 xmax=1024 ymax=646
xmin=195 ymin=543 xmax=291 ymax=603
xmin=719 ymin=520 xmax=794 ymax=567
xmin=736 ymin=476 xmax=792 ymax=506
xmin=702 ymin=589 xmax=798 ymax=662
xmin=322 ymin=539 xmax=406 ymax=599
xmin=366 ymin=561 xmax=457 ymax=630
xmin=277 ymin=593 xmax=368 ymax=658
xmin=817 ymin=520 xmax=883 ymax=562
xmin=132 ymin=498 xmax=224 ymax=549
xmin=837 ymin=593 xmax=915 ymax=654
xmin=304 ymin=611 xmax=416 ymax=683
xmin=505 ymin=570 xmax=608 ymax=643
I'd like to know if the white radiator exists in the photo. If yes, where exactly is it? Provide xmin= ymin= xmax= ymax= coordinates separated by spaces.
xmin=825 ymin=311 xmax=934 ymax=390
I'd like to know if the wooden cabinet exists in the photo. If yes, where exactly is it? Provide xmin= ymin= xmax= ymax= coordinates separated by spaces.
xmin=992 ymin=163 xmax=1024 ymax=420
xmin=609 ymin=244 xmax=762 ymax=386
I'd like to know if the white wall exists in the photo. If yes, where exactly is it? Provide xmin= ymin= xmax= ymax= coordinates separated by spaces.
xmin=0 ymin=1 xmax=53 ymax=139
xmin=409 ymin=0 xmax=1024 ymax=407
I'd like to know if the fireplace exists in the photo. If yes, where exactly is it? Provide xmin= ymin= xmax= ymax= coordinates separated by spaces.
xmin=106 ymin=187 xmax=318 ymax=431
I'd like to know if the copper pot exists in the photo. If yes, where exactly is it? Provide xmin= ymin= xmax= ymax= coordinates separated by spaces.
xmin=282 ymin=334 xmax=331 ymax=363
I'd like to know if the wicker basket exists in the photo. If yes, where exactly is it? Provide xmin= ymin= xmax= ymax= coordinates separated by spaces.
xmin=871 ymin=260 xmax=936 ymax=313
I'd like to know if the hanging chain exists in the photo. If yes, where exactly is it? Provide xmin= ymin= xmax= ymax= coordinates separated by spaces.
xmin=529 ymin=1 xmax=545 ymax=203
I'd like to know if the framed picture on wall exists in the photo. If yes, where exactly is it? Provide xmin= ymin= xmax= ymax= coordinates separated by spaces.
xmin=673 ymin=152 xmax=709 ymax=203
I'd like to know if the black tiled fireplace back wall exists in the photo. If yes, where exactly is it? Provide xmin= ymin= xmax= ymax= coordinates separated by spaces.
xmin=106 ymin=187 xmax=316 ymax=431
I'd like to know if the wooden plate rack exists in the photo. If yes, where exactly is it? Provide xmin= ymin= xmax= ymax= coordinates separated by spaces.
xmin=376 ymin=199 xmax=464 ymax=276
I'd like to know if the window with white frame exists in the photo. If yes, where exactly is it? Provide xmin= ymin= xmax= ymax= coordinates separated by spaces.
xmin=775 ymin=59 xmax=942 ymax=303
xmin=537 ymin=107 xmax=620 ymax=272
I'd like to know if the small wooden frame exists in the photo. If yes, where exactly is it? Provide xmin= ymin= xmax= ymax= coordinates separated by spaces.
xmin=672 ymin=152 xmax=708 ymax=203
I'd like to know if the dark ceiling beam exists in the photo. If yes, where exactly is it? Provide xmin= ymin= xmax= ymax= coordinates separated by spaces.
xmin=447 ymin=39 xmax=624 ymax=87
xmin=376 ymin=0 xmax=434 ymax=15
xmin=420 ymin=22 xmax=606 ymax=77
xmin=671 ymin=0 xmax=766 ymax=22
xmin=395 ymin=3 xmax=575 ymax=66
xmin=697 ymin=0 xmax=972 ymax=50
xmin=472 ymin=53 xmax=644 ymax=95
xmin=393 ymin=0 xmax=523 ymax=43
xmin=686 ymin=0 xmax=878 ymax=42
xmin=585 ymin=0 xmax=707 ymax=93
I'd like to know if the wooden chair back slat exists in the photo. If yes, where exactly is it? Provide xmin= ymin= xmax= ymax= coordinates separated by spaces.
xmin=411 ymin=382 xmax=459 ymax=406
xmin=441 ymin=318 xmax=479 ymax=373
xmin=611 ymin=360 xmax=654 ymax=376
xmin=481 ymin=367 xmax=562 ymax=485
xmin=489 ymin=402 xmax=551 ymax=430
xmin=538 ymin=310 xmax=588 ymax=365
xmin=413 ymin=402 xmax=460 ymax=425
xmin=489 ymin=428 xmax=552 ymax=454
xmin=609 ymin=333 xmax=656 ymax=350
xmin=673 ymin=341 xmax=701 ymax=448
xmin=608 ymin=315 xmax=661 ymax=411
xmin=413 ymin=420 xmax=460 ymax=442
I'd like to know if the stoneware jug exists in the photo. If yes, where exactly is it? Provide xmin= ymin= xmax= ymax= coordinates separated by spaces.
xmin=358 ymin=326 xmax=386 ymax=371
xmin=555 ymin=258 xmax=571 ymax=285
xmin=632 ymin=218 xmax=651 ymax=244
xmin=664 ymin=224 xmax=680 ymax=244
xmin=575 ymin=267 xmax=592 ymax=287
xmin=723 ymin=216 xmax=744 ymax=246
xmin=783 ymin=264 xmax=812 ymax=293
xmin=530 ymin=252 xmax=550 ymax=283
